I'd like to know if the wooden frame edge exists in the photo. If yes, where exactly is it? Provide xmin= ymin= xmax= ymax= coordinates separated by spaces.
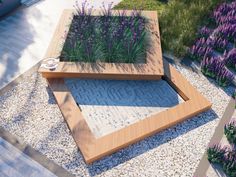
xmin=39 ymin=9 xmax=164 ymax=79
xmin=47 ymin=61 xmax=212 ymax=164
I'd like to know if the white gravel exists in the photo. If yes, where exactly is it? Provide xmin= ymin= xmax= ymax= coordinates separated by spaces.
xmin=0 ymin=62 xmax=234 ymax=177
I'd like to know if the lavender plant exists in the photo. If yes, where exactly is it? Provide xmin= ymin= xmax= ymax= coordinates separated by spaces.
xmin=223 ymin=149 xmax=236 ymax=177
xmin=188 ymin=1 xmax=236 ymax=87
xmin=61 ymin=1 xmax=148 ymax=63
xmin=215 ymin=66 xmax=234 ymax=87
xmin=215 ymin=24 xmax=236 ymax=43
xmin=208 ymin=143 xmax=236 ymax=177
xmin=207 ymin=36 xmax=229 ymax=53
xmin=207 ymin=144 xmax=226 ymax=164
xmin=201 ymin=56 xmax=234 ymax=86
xmin=214 ymin=2 xmax=236 ymax=25
xmin=198 ymin=26 xmax=213 ymax=39
xmin=201 ymin=56 xmax=221 ymax=78
xmin=188 ymin=38 xmax=213 ymax=61
xmin=223 ymin=48 xmax=236 ymax=70
xmin=224 ymin=121 xmax=236 ymax=144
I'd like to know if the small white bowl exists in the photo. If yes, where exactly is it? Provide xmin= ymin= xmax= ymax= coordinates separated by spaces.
xmin=41 ymin=58 xmax=59 ymax=70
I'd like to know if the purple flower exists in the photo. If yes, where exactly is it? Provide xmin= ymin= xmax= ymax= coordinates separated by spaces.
xmin=201 ymin=56 xmax=234 ymax=86
xmin=206 ymin=36 xmax=229 ymax=53
xmin=213 ymin=2 xmax=236 ymax=25
xmin=188 ymin=38 xmax=213 ymax=61
xmin=215 ymin=24 xmax=236 ymax=43
xmin=198 ymin=26 xmax=213 ymax=38
xmin=223 ymin=48 xmax=236 ymax=69
xmin=101 ymin=2 xmax=113 ymax=17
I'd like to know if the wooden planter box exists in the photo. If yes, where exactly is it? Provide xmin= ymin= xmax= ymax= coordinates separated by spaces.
xmin=39 ymin=9 xmax=212 ymax=164
xmin=38 ymin=10 xmax=164 ymax=80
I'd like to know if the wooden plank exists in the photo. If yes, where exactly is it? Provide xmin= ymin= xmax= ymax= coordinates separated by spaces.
xmin=47 ymin=78 xmax=95 ymax=159
xmin=47 ymin=61 xmax=212 ymax=164
xmin=39 ymin=10 xmax=163 ymax=79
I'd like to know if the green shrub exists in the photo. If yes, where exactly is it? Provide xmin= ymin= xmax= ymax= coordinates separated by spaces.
xmin=207 ymin=144 xmax=225 ymax=163
xmin=224 ymin=121 xmax=236 ymax=144
xmin=114 ymin=0 xmax=167 ymax=12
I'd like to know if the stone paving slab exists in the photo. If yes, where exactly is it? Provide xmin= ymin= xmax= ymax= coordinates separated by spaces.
xmin=65 ymin=79 xmax=184 ymax=137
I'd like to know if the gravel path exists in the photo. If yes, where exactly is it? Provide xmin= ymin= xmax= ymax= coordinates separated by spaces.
xmin=0 ymin=63 xmax=234 ymax=177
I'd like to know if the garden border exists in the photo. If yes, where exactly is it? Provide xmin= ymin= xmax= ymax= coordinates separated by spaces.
xmin=194 ymin=97 xmax=235 ymax=176
xmin=0 ymin=127 xmax=74 ymax=177
xmin=38 ymin=10 xmax=164 ymax=80
xmin=46 ymin=59 xmax=212 ymax=164
xmin=38 ymin=9 xmax=212 ymax=164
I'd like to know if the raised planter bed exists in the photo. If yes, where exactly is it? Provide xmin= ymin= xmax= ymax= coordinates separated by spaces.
xmin=38 ymin=9 xmax=164 ymax=80
xmin=38 ymin=7 xmax=212 ymax=164
xmin=0 ymin=0 xmax=21 ymax=17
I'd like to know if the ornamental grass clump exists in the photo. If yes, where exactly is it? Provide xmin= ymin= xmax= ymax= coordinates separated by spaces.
xmin=61 ymin=1 xmax=148 ymax=63
xmin=224 ymin=121 xmax=236 ymax=144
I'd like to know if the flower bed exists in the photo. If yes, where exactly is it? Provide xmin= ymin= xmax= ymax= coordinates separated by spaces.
xmin=205 ymin=91 xmax=236 ymax=177
xmin=188 ymin=1 xmax=236 ymax=87
xmin=38 ymin=2 xmax=164 ymax=79
xmin=61 ymin=2 xmax=148 ymax=63
xmin=38 ymin=2 xmax=212 ymax=165
xmin=207 ymin=120 xmax=236 ymax=176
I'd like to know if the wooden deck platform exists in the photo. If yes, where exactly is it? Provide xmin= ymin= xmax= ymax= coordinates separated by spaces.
xmin=38 ymin=9 xmax=212 ymax=164
xmin=47 ymin=60 xmax=212 ymax=164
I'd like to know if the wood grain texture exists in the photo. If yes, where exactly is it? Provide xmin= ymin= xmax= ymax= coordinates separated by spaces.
xmin=47 ymin=61 xmax=212 ymax=164
xmin=39 ymin=10 xmax=164 ymax=79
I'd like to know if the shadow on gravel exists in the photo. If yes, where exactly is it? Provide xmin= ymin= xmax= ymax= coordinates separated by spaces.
xmin=46 ymin=86 xmax=57 ymax=105
xmin=60 ymin=108 xmax=218 ymax=176
xmin=0 ymin=7 xmax=43 ymax=89
xmin=164 ymin=54 xmax=235 ymax=97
